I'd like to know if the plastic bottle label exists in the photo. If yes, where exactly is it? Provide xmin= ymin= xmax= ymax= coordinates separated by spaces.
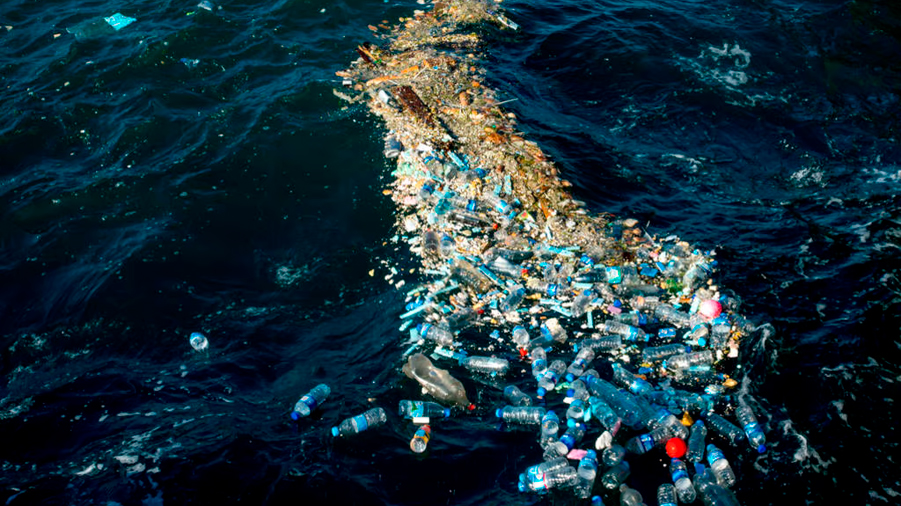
xmin=352 ymin=414 xmax=369 ymax=432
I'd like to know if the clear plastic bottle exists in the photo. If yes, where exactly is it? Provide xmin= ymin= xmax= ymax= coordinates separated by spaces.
xmin=554 ymin=421 xmax=587 ymax=455
xmin=291 ymin=383 xmax=330 ymax=420
xmin=686 ymin=420 xmax=707 ymax=463
xmin=402 ymin=353 xmax=473 ymax=410
xmin=422 ymin=229 xmax=441 ymax=256
xmin=417 ymin=323 xmax=454 ymax=347
xmin=613 ymin=311 xmax=646 ymax=327
xmin=521 ymin=457 xmax=570 ymax=487
xmin=530 ymin=346 xmax=548 ymax=380
xmin=585 ymin=334 xmax=624 ymax=351
xmin=611 ymin=363 xmax=653 ymax=396
xmin=709 ymin=316 xmax=731 ymax=350
xmin=657 ymin=483 xmax=677 ymax=506
xmin=541 ymin=410 xmax=560 ymax=440
xmin=496 ymin=405 xmax=547 ymax=425
xmin=540 ymin=318 xmax=568 ymax=343
xmin=574 ymin=450 xmax=599 ymax=499
xmin=597 ymin=321 xmax=648 ymax=342
xmin=504 ymin=385 xmax=533 ymax=406
xmin=331 ymin=407 xmax=387 ymax=437
xmin=706 ymin=444 xmax=736 ymax=488
xmin=489 ymin=256 xmax=522 ymax=278
xmin=511 ymin=325 xmax=531 ymax=349
xmin=655 ymin=305 xmax=690 ymax=328
xmin=704 ymin=413 xmax=745 ymax=446
xmin=600 ymin=461 xmax=631 ymax=490
xmin=735 ymin=402 xmax=767 ymax=453
xmin=538 ymin=360 xmax=567 ymax=392
xmin=646 ymin=407 xmax=689 ymax=440
xmin=499 ymin=285 xmax=526 ymax=313
xmin=619 ymin=484 xmax=644 ymax=506
xmin=189 ymin=332 xmax=209 ymax=352
xmin=589 ymin=396 xmax=623 ymax=434
xmin=519 ymin=463 xmax=578 ymax=493
xmin=601 ymin=444 xmax=626 ymax=467
xmin=568 ymin=379 xmax=590 ymax=402
xmin=566 ymin=399 xmax=587 ymax=421
xmin=439 ymin=234 xmax=456 ymax=258
xmin=567 ymin=347 xmax=596 ymax=377
xmin=578 ymin=449 xmax=599 ymax=480
xmin=398 ymin=400 xmax=451 ymax=420
xmin=695 ymin=467 xmax=742 ymax=506
xmin=641 ymin=344 xmax=689 ymax=363
xmin=571 ymin=290 xmax=594 ymax=318
xmin=665 ymin=351 xmax=714 ymax=372
xmin=686 ymin=323 xmax=709 ymax=346
xmin=625 ymin=426 xmax=672 ymax=454
xmin=670 ymin=458 xmax=697 ymax=503
xmin=459 ymin=355 xmax=509 ymax=375
xmin=583 ymin=375 xmax=644 ymax=429
xmin=410 ymin=425 xmax=431 ymax=453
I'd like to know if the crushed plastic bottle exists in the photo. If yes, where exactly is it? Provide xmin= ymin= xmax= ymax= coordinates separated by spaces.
xmin=402 ymin=353 xmax=473 ymax=410
xmin=504 ymin=385 xmax=533 ymax=406
xmin=459 ymin=355 xmax=509 ymax=375
xmin=600 ymin=461 xmax=630 ymax=490
xmin=291 ymin=384 xmax=330 ymax=420
xmin=496 ymin=405 xmax=547 ymax=425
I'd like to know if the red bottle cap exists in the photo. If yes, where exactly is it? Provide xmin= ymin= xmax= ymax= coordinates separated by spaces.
xmin=666 ymin=437 xmax=687 ymax=458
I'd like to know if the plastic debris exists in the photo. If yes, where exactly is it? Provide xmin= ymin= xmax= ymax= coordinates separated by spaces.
xmin=189 ymin=332 xmax=208 ymax=352
xmin=323 ymin=0 xmax=770 ymax=503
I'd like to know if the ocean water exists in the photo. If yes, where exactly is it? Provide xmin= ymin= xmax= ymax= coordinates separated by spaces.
xmin=1 ymin=0 xmax=899 ymax=504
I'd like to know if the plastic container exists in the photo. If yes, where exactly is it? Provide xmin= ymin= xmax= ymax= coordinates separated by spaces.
xmin=402 ymin=353 xmax=472 ymax=409
xmin=686 ymin=420 xmax=707 ymax=463
xmin=503 ymin=385 xmax=532 ymax=406
xmin=398 ymin=400 xmax=451 ymax=420
xmin=410 ymin=425 xmax=431 ymax=453
xmin=291 ymin=384 xmax=330 ymax=420
xmin=331 ymin=407 xmax=387 ymax=437
xmin=496 ymin=406 xmax=546 ymax=425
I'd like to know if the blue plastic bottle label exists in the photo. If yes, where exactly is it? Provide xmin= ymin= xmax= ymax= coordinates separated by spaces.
xmin=352 ymin=414 xmax=369 ymax=432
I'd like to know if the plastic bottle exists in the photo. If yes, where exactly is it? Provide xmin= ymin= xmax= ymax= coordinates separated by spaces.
xmin=670 ymin=458 xmax=697 ymax=503
xmin=554 ymin=421 xmax=587 ymax=455
xmin=398 ymin=400 xmax=451 ymax=420
xmin=574 ymin=450 xmax=599 ymax=499
xmin=460 ymin=355 xmax=509 ymax=375
xmin=619 ymin=484 xmax=644 ymax=506
xmin=589 ymin=396 xmax=623 ymax=434
xmin=439 ymin=234 xmax=456 ymax=258
xmin=686 ymin=323 xmax=709 ymax=346
xmin=540 ymin=410 xmax=560 ymax=440
xmin=625 ymin=426 xmax=672 ymax=454
xmin=735 ymin=402 xmax=767 ymax=453
xmin=682 ymin=260 xmax=713 ymax=293
xmin=709 ymin=317 xmax=731 ymax=350
xmin=646 ymin=407 xmax=689 ymax=440
xmin=410 ymin=425 xmax=431 ymax=453
xmin=655 ymin=305 xmax=690 ymax=327
xmin=291 ymin=384 xmax=330 ymax=420
xmin=567 ymin=379 xmax=590 ymax=402
xmin=597 ymin=321 xmax=648 ymax=342
xmin=530 ymin=346 xmax=548 ymax=380
xmin=695 ymin=468 xmax=742 ymax=506
xmin=331 ymin=407 xmax=387 ymax=437
xmin=519 ymin=463 xmax=578 ymax=493
xmin=384 ymin=135 xmax=402 ymax=158
xmin=704 ymin=413 xmax=745 ymax=446
xmin=657 ymin=483 xmax=677 ymax=506
xmin=585 ymin=334 xmax=624 ymax=351
xmin=417 ymin=323 xmax=454 ymax=347
xmin=567 ymin=347 xmax=596 ymax=377
xmin=611 ymin=363 xmax=653 ymax=396
xmin=571 ymin=290 xmax=593 ymax=317
xmin=601 ymin=444 xmax=626 ymax=467
xmin=422 ymin=230 xmax=441 ymax=255
xmin=496 ymin=405 xmax=547 ymax=425
xmin=489 ymin=256 xmax=522 ymax=278
xmin=538 ymin=360 xmax=567 ymax=392
xmin=706 ymin=444 xmax=736 ymax=488
xmin=583 ymin=375 xmax=644 ymax=429
xmin=499 ymin=285 xmax=526 ymax=313
xmin=189 ymin=332 xmax=209 ymax=352
xmin=442 ymin=308 xmax=477 ymax=333
xmin=511 ymin=326 xmax=530 ymax=349
xmin=566 ymin=399 xmax=587 ymax=421
xmin=600 ymin=461 xmax=630 ymax=490
xmin=482 ymin=193 xmax=516 ymax=219
xmin=665 ymin=351 xmax=714 ymax=372
xmin=641 ymin=344 xmax=689 ymax=363
xmin=540 ymin=318 xmax=568 ymax=343
xmin=402 ymin=353 xmax=473 ymax=409
xmin=686 ymin=420 xmax=707 ymax=463
xmin=504 ymin=385 xmax=533 ymax=407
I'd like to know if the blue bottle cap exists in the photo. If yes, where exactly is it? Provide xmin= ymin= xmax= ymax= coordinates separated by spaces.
xmin=565 ymin=373 xmax=576 ymax=383
xmin=444 ymin=408 xmax=451 ymax=418
xmin=566 ymin=389 xmax=575 ymax=398
xmin=290 ymin=411 xmax=300 ymax=421
xmin=536 ymin=387 xmax=547 ymax=397
xmin=495 ymin=408 xmax=504 ymax=418
xmin=757 ymin=444 xmax=767 ymax=454
xmin=694 ymin=420 xmax=705 ymax=428
xmin=518 ymin=481 xmax=528 ymax=493
xmin=330 ymin=427 xmax=339 ymax=437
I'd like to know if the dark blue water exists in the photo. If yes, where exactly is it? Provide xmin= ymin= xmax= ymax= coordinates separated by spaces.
xmin=1 ymin=0 xmax=899 ymax=504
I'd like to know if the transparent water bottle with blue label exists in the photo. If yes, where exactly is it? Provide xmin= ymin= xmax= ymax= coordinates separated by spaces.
xmin=291 ymin=384 xmax=330 ymax=420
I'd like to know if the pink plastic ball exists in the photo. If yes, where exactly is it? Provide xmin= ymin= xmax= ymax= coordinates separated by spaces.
xmin=699 ymin=300 xmax=722 ymax=320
